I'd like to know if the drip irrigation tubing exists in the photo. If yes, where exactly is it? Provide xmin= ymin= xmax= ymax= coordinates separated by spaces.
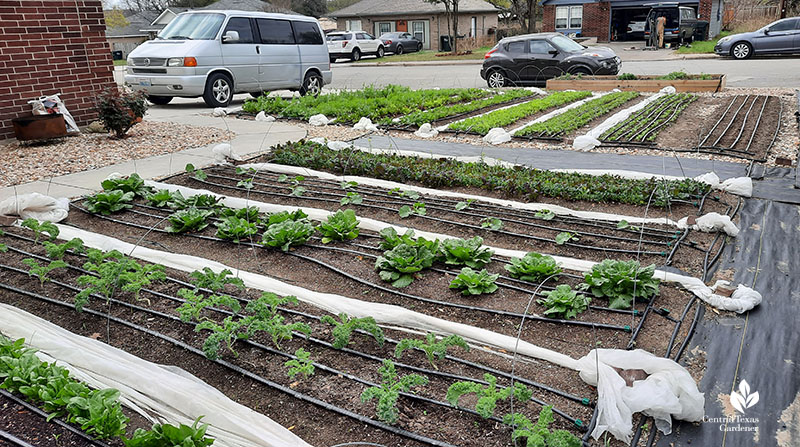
xmin=711 ymin=95 xmax=752 ymax=148
xmin=697 ymin=96 xmax=742 ymax=148
xmin=0 ymin=232 xmax=593 ymax=407
xmin=0 ymin=430 xmax=35 ymax=447
xmin=183 ymin=175 xmax=671 ymax=256
xmin=729 ymin=96 xmax=763 ymax=149
xmin=608 ymin=95 xmax=687 ymax=143
xmin=638 ymin=98 xmax=693 ymax=143
xmin=0 ymin=281 xmax=459 ymax=447
xmin=0 ymin=389 xmax=112 ymax=447
xmin=664 ymin=229 xmax=690 ymax=266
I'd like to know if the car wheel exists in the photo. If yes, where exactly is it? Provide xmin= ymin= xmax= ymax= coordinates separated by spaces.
xmin=486 ymin=69 xmax=506 ymax=88
xmin=417 ymin=43 xmax=423 ymax=52
xmin=299 ymin=72 xmax=323 ymax=97
xmin=377 ymin=46 xmax=384 ymax=58
xmin=731 ymin=42 xmax=752 ymax=59
xmin=203 ymin=72 xmax=232 ymax=108
xmin=396 ymin=45 xmax=404 ymax=55
xmin=147 ymin=95 xmax=172 ymax=105
xmin=351 ymin=48 xmax=361 ymax=61
xmin=687 ymin=33 xmax=694 ymax=43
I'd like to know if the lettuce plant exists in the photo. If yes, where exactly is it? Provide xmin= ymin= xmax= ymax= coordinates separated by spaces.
xmin=146 ymin=189 xmax=180 ymax=208
xmin=537 ymin=285 xmax=590 ymax=319
xmin=360 ymin=359 xmax=428 ymax=425
xmin=101 ymin=173 xmax=153 ymax=198
xmin=261 ymin=219 xmax=315 ymax=251
xmin=449 ymin=267 xmax=499 ymax=296
xmin=378 ymin=228 xmax=439 ymax=252
xmin=505 ymin=252 xmax=562 ymax=282
xmin=215 ymin=216 xmax=258 ymax=243
xmin=166 ymin=207 xmax=213 ymax=234
xmin=84 ymin=190 xmax=134 ymax=215
xmin=374 ymin=243 xmax=436 ymax=288
xmin=439 ymin=236 xmax=493 ymax=269
xmin=317 ymin=209 xmax=359 ymax=243
xmin=217 ymin=206 xmax=261 ymax=223
xmin=581 ymin=259 xmax=660 ymax=309
xmin=398 ymin=202 xmax=426 ymax=218
xmin=266 ymin=209 xmax=308 ymax=227
xmin=124 ymin=416 xmax=214 ymax=447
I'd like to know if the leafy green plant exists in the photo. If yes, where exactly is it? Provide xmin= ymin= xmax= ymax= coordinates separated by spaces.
xmin=340 ymin=180 xmax=358 ymax=189
xmin=243 ymin=293 xmax=311 ymax=349
xmin=505 ymin=252 xmax=562 ymax=282
xmin=439 ymin=236 xmax=493 ymax=269
xmin=318 ymin=209 xmax=359 ymax=243
xmin=185 ymin=163 xmax=208 ymax=181
xmin=215 ymin=216 xmax=258 ymax=243
xmin=236 ymin=178 xmax=254 ymax=190
xmin=285 ymin=348 xmax=315 ymax=380
xmin=616 ymin=220 xmax=642 ymax=231
xmin=534 ymin=209 xmax=555 ymax=220
xmin=503 ymin=406 xmax=581 ymax=447
xmin=449 ymin=267 xmax=499 ymax=296
xmin=394 ymin=333 xmax=469 ymax=369
xmin=515 ymin=92 xmax=639 ymax=137
xmin=22 ymin=258 xmax=67 ymax=287
xmin=101 ymin=173 xmax=153 ymax=198
xmin=43 ymin=238 xmax=84 ymax=260
xmin=20 ymin=218 xmax=59 ymax=243
xmin=84 ymin=190 xmax=135 ymax=215
xmin=75 ymin=250 xmax=166 ymax=311
xmin=261 ymin=219 xmax=315 ymax=251
xmin=340 ymin=191 xmax=363 ymax=205
xmin=189 ymin=267 xmax=245 ymax=293
xmin=480 ymin=217 xmax=503 ymax=231
xmin=321 ymin=313 xmax=384 ymax=349
xmin=581 ymin=260 xmax=660 ymax=309
xmin=555 ymin=232 xmax=578 ymax=245
xmin=96 ymin=88 xmax=147 ymax=138
xmin=360 ymin=359 xmax=428 ymax=425
xmin=378 ymin=228 xmax=439 ymax=252
xmin=374 ymin=243 xmax=437 ymax=288
xmin=124 ymin=416 xmax=214 ymax=447
xmin=398 ymin=89 xmax=534 ymax=126
xmin=398 ymin=202 xmax=426 ymax=218
xmin=455 ymin=199 xmax=476 ymax=211
xmin=538 ymin=285 xmax=590 ymax=319
xmin=166 ymin=207 xmax=214 ymax=234
xmin=66 ymin=388 xmax=129 ymax=439
xmin=217 ymin=206 xmax=260 ymax=223
xmin=195 ymin=316 xmax=249 ymax=360
xmin=277 ymin=174 xmax=306 ymax=196
xmin=169 ymin=192 xmax=221 ymax=211
xmin=266 ymin=209 xmax=308 ymax=227
xmin=146 ymin=189 xmax=180 ymax=207
xmin=446 ymin=373 xmax=532 ymax=419
xmin=176 ymin=288 xmax=241 ymax=322
xmin=617 ymin=73 xmax=637 ymax=80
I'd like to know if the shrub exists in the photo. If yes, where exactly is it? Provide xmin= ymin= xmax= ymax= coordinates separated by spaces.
xmin=505 ymin=252 xmax=562 ymax=282
xmin=581 ymin=259 xmax=660 ymax=309
xmin=95 ymin=88 xmax=148 ymax=138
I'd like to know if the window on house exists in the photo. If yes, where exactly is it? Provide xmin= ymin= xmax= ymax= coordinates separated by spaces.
xmin=346 ymin=19 xmax=362 ymax=31
xmin=471 ymin=16 xmax=477 ymax=37
xmin=555 ymin=6 xmax=582 ymax=30
xmin=379 ymin=22 xmax=392 ymax=34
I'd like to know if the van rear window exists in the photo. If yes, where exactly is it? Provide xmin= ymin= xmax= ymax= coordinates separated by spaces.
xmin=294 ymin=21 xmax=323 ymax=45
xmin=257 ymin=18 xmax=295 ymax=44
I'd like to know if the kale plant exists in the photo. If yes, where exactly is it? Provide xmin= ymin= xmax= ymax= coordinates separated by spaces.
xmin=449 ymin=267 xmax=499 ymax=296
xmin=321 ymin=313 xmax=384 ymax=349
xmin=75 ymin=250 xmax=166 ymax=311
xmin=317 ymin=209 xmax=359 ymax=243
xmin=360 ymin=359 xmax=428 ymax=425
xmin=43 ymin=238 xmax=84 ymax=260
xmin=176 ymin=288 xmax=241 ymax=322
xmin=22 ymin=258 xmax=67 ymax=287
xmin=84 ymin=190 xmax=134 ymax=215
xmin=285 ymin=348 xmax=315 ymax=380
xmin=581 ymin=260 xmax=660 ymax=309
xmin=505 ymin=252 xmax=562 ymax=282
xmin=189 ymin=267 xmax=245 ymax=293
xmin=439 ymin=236 xmax=493 ymax=269
xmin=374 ymin=243 xmax=436 ymax=288
xmin=537 ymin=285 xmax=590 ymax=319
xmin=20 ymin=218 xmax=60 ymax=243
xmin=394 ymin=333 xmax=470 ymax=369
xmin=446 ymin=373 xmax=532 ymax=419
xmin=261 ymin=219 xmax=315 ymax=251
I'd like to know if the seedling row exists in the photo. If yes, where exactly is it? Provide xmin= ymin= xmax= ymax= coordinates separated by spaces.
xmin=601 ymin=93 xmax=697 ymax=144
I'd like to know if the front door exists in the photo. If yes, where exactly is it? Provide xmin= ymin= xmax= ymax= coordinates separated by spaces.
xmin=411 ymin=20 xmax=428 ymax=50
xmin=255 ymin=18 xmax=301 ymax=91
xmin=220 ymin=17 xmax=259 ymax=90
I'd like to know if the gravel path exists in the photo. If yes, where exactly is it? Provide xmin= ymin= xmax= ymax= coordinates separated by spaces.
xmin=0 ymin=121 xmax=234 ymax=187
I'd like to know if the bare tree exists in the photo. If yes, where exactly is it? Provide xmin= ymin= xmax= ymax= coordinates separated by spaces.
xmin=123 ymin=0 xmax=172 ymax=11
xmin=426 ymin=0 xmax=460 ymax=53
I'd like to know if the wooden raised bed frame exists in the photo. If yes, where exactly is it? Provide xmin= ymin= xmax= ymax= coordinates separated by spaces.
xmin=546 ymin=74 xmax=726 ymax=93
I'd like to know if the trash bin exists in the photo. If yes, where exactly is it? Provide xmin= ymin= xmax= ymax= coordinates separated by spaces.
xmin=439 ymin=35 xmax=451 ymax=52
xmin=694 ymin=21 xmax=709 ymax=41
xmin=112 ymin=50 xmax=123 ymax=60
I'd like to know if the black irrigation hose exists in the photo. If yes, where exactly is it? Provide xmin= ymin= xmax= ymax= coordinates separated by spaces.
xmin=0 ymin=430 xmax=36 ymax=447
xmin=610 ymin=95 xmax=686 ymax=142
xmin=674 ymin=302 xmax=704 ymax=361
xmin=0 ymin=282 xmax=458 ymax=447
xmin=664 ymin=229 xmax=690 ymax=266
xmin=697 ymin=96 xmax=739 ymax=148
xmin=664 ymin=297 xmax=697 ymax=358
xmin=0 ymin=389 xmax=112 ymax=447
xmin=0 ymin=230 xmax=593 ymax=407
xmin=187 ymin=175 xmax=670 ymax=256
xmin=638 ymin=98 xmax=693 ymax=143
xmin=729 ymin=95 xmax=763 ymax=150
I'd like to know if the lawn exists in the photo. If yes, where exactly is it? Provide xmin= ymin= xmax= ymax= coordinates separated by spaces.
xmin=677 ymin=31 xmax=730 ymax=54
xmin=113 ymin=59 xmax=127 ymax=66
xmin=349 ymin=46 xmax=492 ymax=63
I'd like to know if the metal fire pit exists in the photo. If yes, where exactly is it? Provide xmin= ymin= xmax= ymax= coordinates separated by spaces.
xmin=12 ymin=114 xmax=68 ymax=141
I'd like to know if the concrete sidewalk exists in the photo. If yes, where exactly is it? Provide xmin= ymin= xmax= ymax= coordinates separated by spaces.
xmin=0 ymin=102 xmax=306 ymax=200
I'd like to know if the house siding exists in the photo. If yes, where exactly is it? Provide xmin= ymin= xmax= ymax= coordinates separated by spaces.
xmin=0 ymin=0 xmax=116 ymax=140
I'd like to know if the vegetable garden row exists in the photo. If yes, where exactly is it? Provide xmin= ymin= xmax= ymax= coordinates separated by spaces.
xmin=0 ymin=137 xmax=741 ymax=446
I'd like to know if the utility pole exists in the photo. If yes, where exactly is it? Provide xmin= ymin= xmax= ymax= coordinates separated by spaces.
xmin=779 ymin=0 xmax=786 ymax=18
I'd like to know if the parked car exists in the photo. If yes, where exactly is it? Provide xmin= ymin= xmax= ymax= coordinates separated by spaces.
xmin=327 ymin=31 xmax=384 ymax=62
xmin=480 ymin=33 xmax=621 ymax=87
xmin=379 ymin=32 xmax=423 ymax=54
xmin=715 ymin=17 xmax=800 ymax=59
xmin=627 ymin=14 xmax=648 ymax=39
xmin=644 ymin=5 xmax=698 ymax=44
xmin=124 ymin=10 xmax=331 ymax=107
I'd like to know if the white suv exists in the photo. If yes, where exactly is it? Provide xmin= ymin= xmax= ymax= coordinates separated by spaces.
xmin=327 ymin=31 xmax=384 ymax=62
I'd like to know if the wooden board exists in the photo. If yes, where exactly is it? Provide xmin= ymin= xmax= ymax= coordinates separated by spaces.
xmin=546 ymin=74 xmax=726 ymax=93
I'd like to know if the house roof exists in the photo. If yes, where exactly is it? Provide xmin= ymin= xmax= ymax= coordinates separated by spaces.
xmin=105 ymin=9 xmax=160 ymax=38
xmin=199 ymin=0 xmax=295 ymax=14
xmin=328 ymin=0 xmax=498 ymax=18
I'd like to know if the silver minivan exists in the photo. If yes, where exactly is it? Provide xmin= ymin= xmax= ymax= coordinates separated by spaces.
xmin=124 ymin=10 xmax=332 ymax=107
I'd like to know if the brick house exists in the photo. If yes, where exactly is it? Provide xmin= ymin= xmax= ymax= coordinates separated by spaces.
xmin=328 ymin=0 xmax=499 ymax=51
xmin=541 ymin=0 xmax=723 ymax=43
xmin=0 ymin=0 xmax=116 ymax=140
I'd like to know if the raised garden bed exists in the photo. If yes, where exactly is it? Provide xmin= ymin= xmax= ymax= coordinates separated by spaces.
xmin=546 ymin=74 xmax=726 ymax=93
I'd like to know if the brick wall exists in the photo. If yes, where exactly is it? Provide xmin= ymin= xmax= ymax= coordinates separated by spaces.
xmin=0 ymin=0 xmax=116 ymax=140
xmin=542 ymin=2 xmax=611 ymax=42
xmin=543 ymin=5 xmax=555 ymax=32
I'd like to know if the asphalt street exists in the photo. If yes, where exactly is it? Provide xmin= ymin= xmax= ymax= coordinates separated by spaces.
xmin=328 ymin=56 xmax=800 ymax=89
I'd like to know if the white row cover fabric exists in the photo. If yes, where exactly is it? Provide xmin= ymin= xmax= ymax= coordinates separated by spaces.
xmin=45 ymin=223 xmax=704 ymax=443
xmin=353 ymin=117 xmax=378 ymax=132
xmin=483 ymin=127 xmax=513 ymax=145
xmin=0 ymin=303 xmax=312 ymax=447
xmin=677 ymin=212 xmax=739 ymax=237
xmin=413 ymin=123 xmax=439 ymax=138
xmin=308 ymin=114 xmax=330 ymax=126
xmin=255 ymin=111 xmax=276 ymax=122
xmin=694 ymin=172 xmax=753 ymax=197
xmin=211 ymin=143 xmax=242 ymax=163
xmin=143 ymin=180 xmax=756 ymax=313
xmin=0 ymin=193 xmax=69 ymax=223
xmin=572 ymin=87 xmax=675 ymax=151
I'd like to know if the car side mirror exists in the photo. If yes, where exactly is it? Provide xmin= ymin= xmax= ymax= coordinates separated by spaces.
xmin=762 ymin=28 xmax=769 ymax=35
xmin=222 ymin=30 xmax=240 ymax=43
xmin=549 ymin=49 xmax=559 ymax=56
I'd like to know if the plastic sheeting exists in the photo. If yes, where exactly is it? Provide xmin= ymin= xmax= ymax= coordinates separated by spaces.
xmin=483 ymin=127 xmax=512 ymax=145
xmin=0 ymin=304 xmax=313 ymax=447
xmin=308 ymin=114 xmax=330 ymax=126
xmin=413 ymin=123 xmax=439 ymax=138
xmin=212 ymin=143 xmax=242 ymax=163
xmin=44 ymin=223 xmax=704 ymax=443
xmin=573 ymin=87 xmax=675 ymax=152
xmin=255 ymin=111 xmax=276 ymax=122
xmin=695 ymin=172 xmax=753 ymax=197
xmin=677 ymin=212 xmax=739 ymax=237
xmin=353 ymin=117 xmax=378 ymax=132
xmin=0 ymin=193 xmax=69 ymax=223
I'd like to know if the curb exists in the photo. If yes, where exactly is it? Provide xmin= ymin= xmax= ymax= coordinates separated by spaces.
xmin=335 ymin=54 xmax=718 ymax=68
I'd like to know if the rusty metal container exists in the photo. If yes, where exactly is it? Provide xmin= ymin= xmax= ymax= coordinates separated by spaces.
xmin=11 ymin=114 xmax=68 ymax=141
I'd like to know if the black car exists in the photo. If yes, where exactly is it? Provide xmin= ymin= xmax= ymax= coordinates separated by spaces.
xmin=480 ymin=33 xmax=621 ymax=87
xmin=379 ymin=32 xmax=423 ymax=54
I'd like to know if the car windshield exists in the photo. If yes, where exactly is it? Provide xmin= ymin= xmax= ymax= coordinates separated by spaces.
xmin=158 ymin=13 xmax=224 ymax=40
xmin=380 ymin=33 xmax=398 ymax=39
xmin=327 ymin=34 xmax=350 ymax=41
xmin=550 ymin=34 xmax=584 ymax=52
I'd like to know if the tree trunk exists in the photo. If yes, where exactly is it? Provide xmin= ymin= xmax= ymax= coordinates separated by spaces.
xmin=445 ymin=3 xmax=451 ymax=53
xmin=452 ymin=0 xmax=459 ymax=54
xmin=527 ymin=0 xmax=536 ymax=33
